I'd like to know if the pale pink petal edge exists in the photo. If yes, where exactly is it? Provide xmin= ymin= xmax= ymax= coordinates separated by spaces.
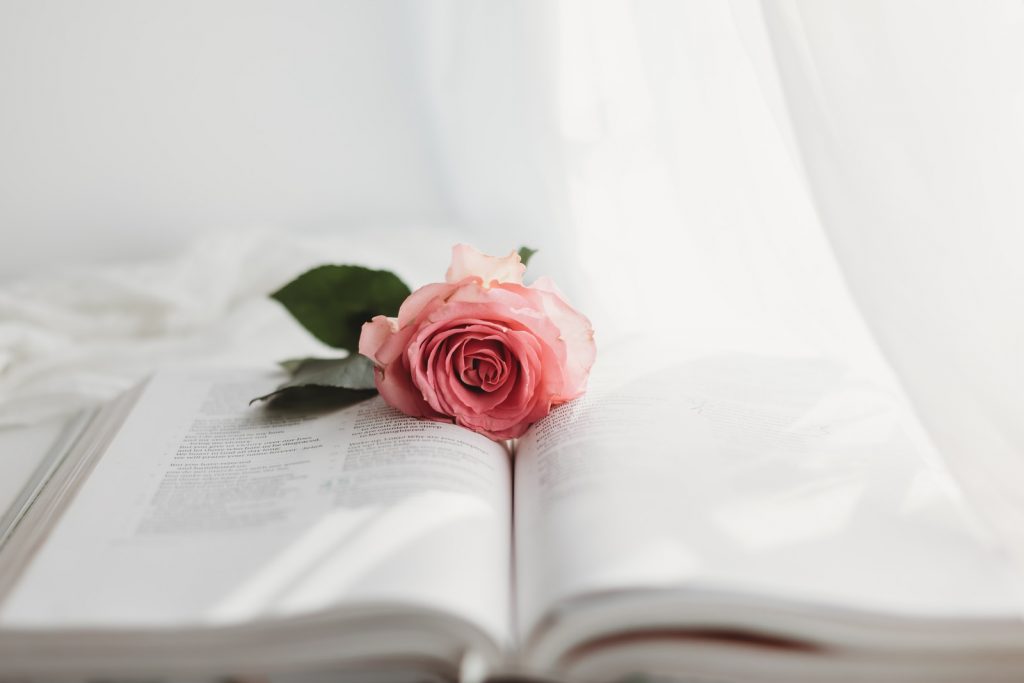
xmin=445 ymin=244 xmax=526 ymax=286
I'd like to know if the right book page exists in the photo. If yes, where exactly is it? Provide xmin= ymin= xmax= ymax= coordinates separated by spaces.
xmin=513 ymin=333 xmax=1024 ymax=651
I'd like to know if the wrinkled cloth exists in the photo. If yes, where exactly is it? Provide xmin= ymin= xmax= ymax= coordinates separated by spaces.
xmin=0 ymin=228 xmax=452 ymax=427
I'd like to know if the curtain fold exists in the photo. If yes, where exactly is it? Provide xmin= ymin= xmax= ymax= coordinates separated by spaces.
xmin=758 ymin=0 xmax=1024 ymax=568
xmin=412 ymin=0 xmax=878 ymax=359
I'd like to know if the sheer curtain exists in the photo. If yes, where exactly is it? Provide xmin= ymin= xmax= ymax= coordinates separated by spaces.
xmin=411 ymin=0 xmax=1024 ymax=566
xmin=411 ymin=0 xmax=873 ymax=358
xmin=759 ymin=0 xmax=1024 ymax=568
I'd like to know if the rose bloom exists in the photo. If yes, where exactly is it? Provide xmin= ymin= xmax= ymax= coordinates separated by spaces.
xmin=359 ymin=245 xmax=595 ymax=440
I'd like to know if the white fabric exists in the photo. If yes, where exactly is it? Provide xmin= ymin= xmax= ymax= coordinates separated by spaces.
xmin=0 ymin=228 xmax=455 ymax=427
xmin=757 ymin=0 xmax=1024 ymax=566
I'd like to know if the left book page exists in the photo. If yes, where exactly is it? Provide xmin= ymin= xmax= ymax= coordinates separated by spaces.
xmin=0 ymin=368 xmax=512 ymax=645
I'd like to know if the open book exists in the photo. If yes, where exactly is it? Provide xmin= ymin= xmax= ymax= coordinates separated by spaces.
xmin=1 ymin=338 xmax=1023 ymax=682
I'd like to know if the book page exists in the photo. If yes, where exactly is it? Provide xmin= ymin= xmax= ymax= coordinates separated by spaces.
xmin=514 ymin=337 xmax=1024 ymax=640
xmin=0 ymin=368 xmax=512 ymax=644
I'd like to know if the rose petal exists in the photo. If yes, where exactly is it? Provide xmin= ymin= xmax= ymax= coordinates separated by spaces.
xmin=445 ymin=244 xmax=526 ymax=287
xmin=371 ymin=322 xmax=443 ymax=419
xmin=504 ymin=280 xmax=596 ymax=400
xmin=397 ymin=281 xmax=457 ymax=328
xmin=359 ymin=315 xmax=398 ymax=364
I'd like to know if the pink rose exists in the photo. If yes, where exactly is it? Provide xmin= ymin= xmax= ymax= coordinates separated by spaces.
xmin=358 ymin=244 xmax=596 ymax=440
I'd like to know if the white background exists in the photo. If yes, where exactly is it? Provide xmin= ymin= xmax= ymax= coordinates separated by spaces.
xmin=0 ymin=1 xmax=448 ymax=278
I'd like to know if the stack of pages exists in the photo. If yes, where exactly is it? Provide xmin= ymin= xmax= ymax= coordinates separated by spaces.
xmin=1 ymin=337 xmax=1022 ymax=682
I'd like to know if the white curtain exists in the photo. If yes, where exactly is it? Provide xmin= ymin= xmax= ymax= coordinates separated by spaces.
xmin=411 ymin=0 xmax=1024 ymax=564
xmin=412 ymin=0 xmax=881 ymax=354
xmin=758 ymin=0 xmax=1024 ymax=568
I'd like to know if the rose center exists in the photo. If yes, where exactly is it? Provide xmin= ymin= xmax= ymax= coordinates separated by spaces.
xmin=454 ymin=338 xmax=511 ymax=393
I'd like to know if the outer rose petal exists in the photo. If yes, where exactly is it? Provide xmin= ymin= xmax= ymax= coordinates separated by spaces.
xmin=509 ymin=278 xmax=595 ymax=399
xmin=397 ymin=281 xmax=457 ymax=328
xmin=445 ymin=244 xmax=525 ymax=287
xmin=358 ymin=315 xmax=397 ymax=364
xmin=371 ymin=323 xmax=444 ymax=420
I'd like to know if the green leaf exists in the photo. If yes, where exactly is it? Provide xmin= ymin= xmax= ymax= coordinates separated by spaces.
xmin=518 ymin=246 xmax=538 ymax=268
xmin=251 ymin=355 xmax=378 ymax=405
xmin=271 ymin=265 xmax=411 ymax=351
